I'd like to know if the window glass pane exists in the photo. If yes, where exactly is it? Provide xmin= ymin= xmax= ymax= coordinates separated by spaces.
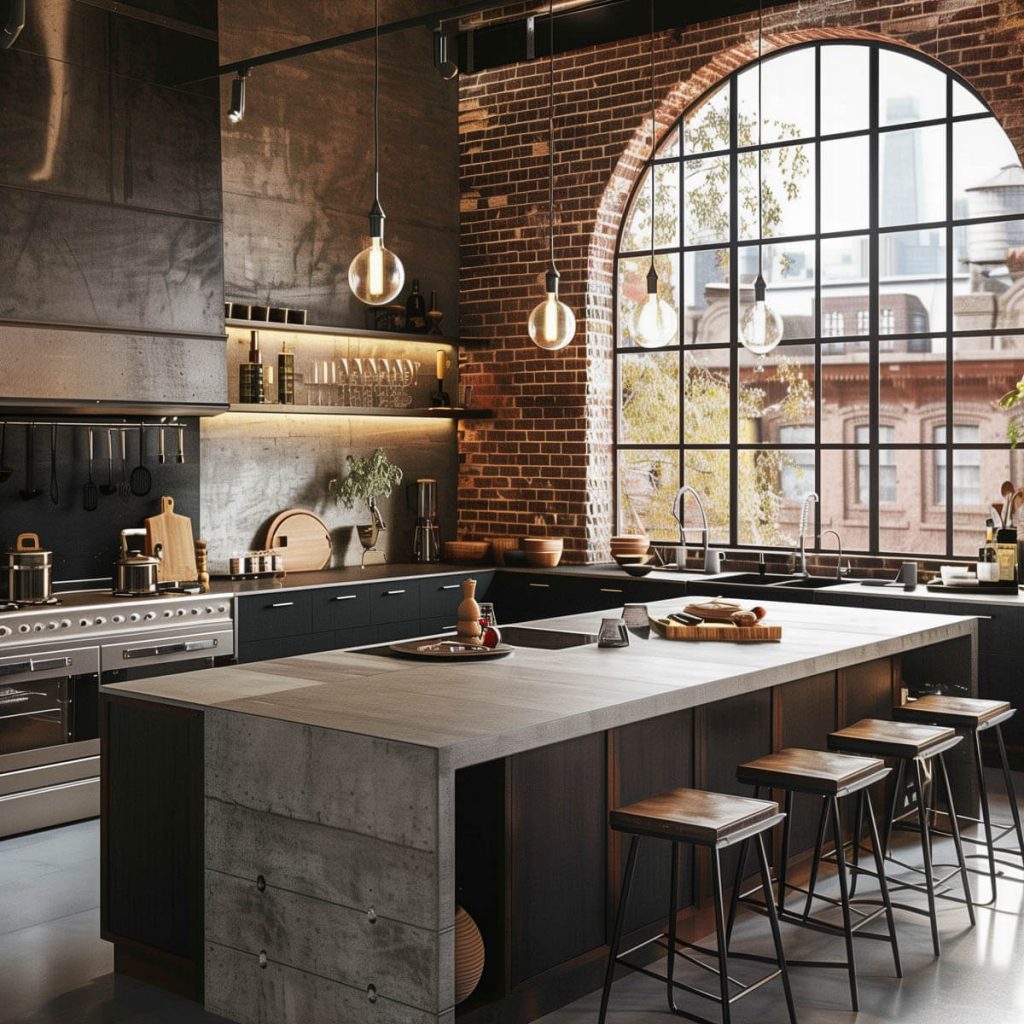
xmin=737 ymin=47 xmax=815 ymax=146
xmin=879 ymin=228 xmax=947 ymax=332
xmin=617 ymin=254 xmax=679 ymax=349
xmin=819 ymin=449 xmax=870 ymax=551
xmin=821 ymin=235 xmax=869 ymax=334
xmin=683 ymin=450 xmax=730 ymax=544
xmin=821 ymin=343 xmax=870 ymax=443
xmin=684 ymin=248 xmax=730 ymax=344
xmin=953 ymin=338 xmax=1024 ymax=443
xmin=879 ymin=48 xmax=947 ymax=126
xmin=738 ymin=143 xmax=815 ymax=241
xmin=737 ymin=449 xmax=811 ymax=546
xmin=619 ymin=352 xmax=679 ymax=445
xmin=660 ymin=125 xmax=680 ymax=159
xmin=880 ymin=340 xmax=947 ymax=428
xmin=821 ymin=136 xmax=870 ymax=233
xmin=684 ymin=81 xmax=729 ymax=156
xmin=684 ymin=154 xmax=730 ymax=245
xmin=618 ymin=449 xmax=679 ymax=538
xmin=880 ymin=125 xmax=946 ymax=226
xmin=850 ymin=425 xmax=897 ymax=504
xmin=876 ymin=450 xmax=932 ymax=554
xmin=776 ymin=426 xmax=815 ymax=500
xmin=683 ymin=349 xmax=730 ymax=444
xmin=620 ymin=162 xmax=680 ymax=253
xmin=821 ymin=45 xmax=870 ymax=135
xmin=738 ymin=344 xmax=815 ymax=442
xmin=954 ymin=119 xmax=1024 ymax=220
xmin=738 ymin=240 xmax=816 ymax=339
xmin=952 ymin=79 xmax=987 ymax=117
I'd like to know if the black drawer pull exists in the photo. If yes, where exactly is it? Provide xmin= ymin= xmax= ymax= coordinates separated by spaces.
xmin=332 ymin=594 xmax=358 ymax=602
xmin=440 ymin=584 xmax=461 ymax=590
xmin=600 ymin=587 xmax=624 ymax=594
xmin=269 ymin=601 xmax=295 ymax=608
xmin=529 ymin=583 xmax=550 ymax=589
xmin=384 ymin=589 xmax=406 ymax=596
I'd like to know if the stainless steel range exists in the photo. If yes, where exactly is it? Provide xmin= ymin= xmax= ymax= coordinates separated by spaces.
xmin=0 ymin=591 xmax=234 ymax=837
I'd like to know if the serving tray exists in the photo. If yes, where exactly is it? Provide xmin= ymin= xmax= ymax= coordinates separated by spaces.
xmin=926 ymin=581 xmax=1020 ymax=595
xmin=389 ymin=640 xmax=514 ymax=660
xmin=650 ymin=617 xmax=782 ymax=643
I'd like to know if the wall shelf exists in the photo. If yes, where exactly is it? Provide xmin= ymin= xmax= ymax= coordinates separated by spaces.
xmin=223 ymin=403 xmax=493 ymax=420
xmin=225 ymin=318 xmax=459 ymax=347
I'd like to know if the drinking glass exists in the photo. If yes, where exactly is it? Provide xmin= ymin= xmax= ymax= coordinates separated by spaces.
xmin=338 ymin=358 xmax=351 ymax=406
xmin=351 ymin=358 xmax=365 ymax=407
xmin=366 ymin=358 xmax=380 ymax=407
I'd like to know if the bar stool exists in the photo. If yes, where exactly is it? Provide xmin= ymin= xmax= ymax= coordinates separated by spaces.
xmin=892 ymin=695 xmax=1024 ymax=902
xmin=827 ymin=719 xmax=975 ymax=954
xmin=599 ymin=787 xmax=796 ymax=1024
xmin=731 ymin=749 xmax=901 ymax=1012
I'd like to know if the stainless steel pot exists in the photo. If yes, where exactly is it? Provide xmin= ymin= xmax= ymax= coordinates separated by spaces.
xmin=115 ymin=529 xmax=161 ymax=596
xmin=5 ymin=533 xmax=52 ymax=603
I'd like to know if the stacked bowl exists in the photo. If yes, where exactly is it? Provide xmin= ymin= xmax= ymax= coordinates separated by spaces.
xmin=523 ymin=536 xmax=564 ymax=567
xmin=610 ymin=534 xmax=650 ymax=564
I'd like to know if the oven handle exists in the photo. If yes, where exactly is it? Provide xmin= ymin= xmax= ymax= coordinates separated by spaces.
xmin=122 ymin=638 xmax=219 ymax=660
xmin=0 ymin=706 xmax=64 ymax=721
xmin=0 ymin=656 xmax=73 ymax=677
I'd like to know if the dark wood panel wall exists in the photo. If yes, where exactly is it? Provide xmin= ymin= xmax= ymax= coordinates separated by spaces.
xmin=219 ymin=1 xmax=461 ymax=331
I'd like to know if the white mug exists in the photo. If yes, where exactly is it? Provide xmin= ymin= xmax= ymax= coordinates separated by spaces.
xmin=977 ymin=561 xmax=999 ymax=582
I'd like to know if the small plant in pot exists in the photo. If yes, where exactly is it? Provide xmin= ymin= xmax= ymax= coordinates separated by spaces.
xmin=329 ymin=448 xmax=403 ymax=565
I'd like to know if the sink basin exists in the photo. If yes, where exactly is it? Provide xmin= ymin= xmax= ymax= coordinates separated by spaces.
xmin=500 ymin=626 xmax=598 ymax=650
xmin=718 ymin=573 xmax=796 ymax=585
xmin=777 ymin=576 xmax=843 ymax=589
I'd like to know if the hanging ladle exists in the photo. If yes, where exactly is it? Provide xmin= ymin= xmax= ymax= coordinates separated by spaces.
xmin=129 ymin=423 xmax=152 ymax=497
xmin=82 ymin=428 xmax=99 ymax=511
xmin=99 ymin=429 xmax=117 ymax=496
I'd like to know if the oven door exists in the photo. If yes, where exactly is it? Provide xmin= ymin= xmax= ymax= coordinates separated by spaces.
xmin=101 ymin=627 xmax=234 ymax=682
xmin=0 ymin=647 xmax=100 ymax=755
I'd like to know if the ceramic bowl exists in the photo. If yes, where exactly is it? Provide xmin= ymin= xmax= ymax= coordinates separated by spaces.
xmin=444 ymin=540 xmax=489 ymax=563
xmin=524 ymin=549 xmax=562 ymax=568
xmin=523 ymin=537 xmax=564 ymax=553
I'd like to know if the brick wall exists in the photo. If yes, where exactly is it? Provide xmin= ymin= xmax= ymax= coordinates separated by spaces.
xmin=457 ymin=0 xmax=1024 ymax=562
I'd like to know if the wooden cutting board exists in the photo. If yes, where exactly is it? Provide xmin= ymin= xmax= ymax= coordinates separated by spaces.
xmin=264 ymin=509 xmax=332 ymax=572
xmin=651 ymin=618 xmax=782 ymax=643
xmin=145 ymin=495 xmax=198 ymax=582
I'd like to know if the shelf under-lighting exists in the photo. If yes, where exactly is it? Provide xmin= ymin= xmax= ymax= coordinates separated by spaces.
xmin=224 ymin=403 xmax=492 ymax=420
xmin=224 ymin=319 xmax=459 ymax=347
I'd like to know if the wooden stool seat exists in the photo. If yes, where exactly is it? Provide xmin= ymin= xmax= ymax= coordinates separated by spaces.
xmin=737 ymin=747 xmax=889 ymax=796
xmin=827 ymin=718 xmax=958 ymax=759
xmin=610 ymin=787 xmax=783 ymax=848
xmin=893 ymin=695 xmax=1013 ymax=730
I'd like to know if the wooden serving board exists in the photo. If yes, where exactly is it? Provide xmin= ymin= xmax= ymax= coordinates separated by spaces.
xmin=652 ymin=618 xmax=782 ymax=643
xmin=264 ymin=509 xmax=332 ymax=572
xmin=145 ymin=495 xmax=197 ymax=582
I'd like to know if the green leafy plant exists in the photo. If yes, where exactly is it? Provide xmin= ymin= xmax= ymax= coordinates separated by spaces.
xmin=329 ymin=448 xmax=403 ymax=530
xmin=999 ymin=375 xmax=1024 ymax=447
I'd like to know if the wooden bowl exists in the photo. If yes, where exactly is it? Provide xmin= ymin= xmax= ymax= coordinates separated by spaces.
xmin=524 ymin=549 xmax=562 ymax=568
xmin=444 ymin=540 xmax=489 ymax=563
xmin=488 ymin=537 xmax=521 ymax=566
xmin=522 ymin=537 xmax=564 ymax=552
xmin=610 ymin=534 xmax=649 ymax=544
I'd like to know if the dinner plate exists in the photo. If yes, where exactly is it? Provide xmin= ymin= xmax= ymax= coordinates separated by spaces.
xmin=389 ymin=640 xmax=514 ymax=660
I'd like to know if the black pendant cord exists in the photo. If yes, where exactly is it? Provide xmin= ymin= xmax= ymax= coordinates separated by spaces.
xmin=547 ymin=0 xmax=556 ymax=276
xmin=368 ymin=0 xmax=385 ymax=232
xmin=755 ymin=0 xmax=764 ymax=294
xmin=647 ymin=0 xmax=657 ymax=290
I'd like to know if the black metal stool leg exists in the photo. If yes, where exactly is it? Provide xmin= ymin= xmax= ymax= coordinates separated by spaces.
xmin=802 ymin=796 xmax=830 ymax=921
xmin=913 ymin=758 xmax=941 ymax=956
xmin=830 ymin=795 xmax=859 ymax=1012
xmin=666 ymin=840 xmax=680 ymax=1011
xmin=725 ymin=836 xmax=749 ymax=945
xmin=883 ymin=756 xmax=907 ymax=859
xmin=971 ymin=727 xmax=998 ymax=899
xmin=710 ymin=849 xmax=732 ymax=1024
xmin=936 ymin=752 xmax=975 ymax=925
xmin=599 ymin=834 xmax=640 ymax=1024
xmin=755 ymin=832 xmax=797 ymax=1024
xmin=776 ymin=789 xmax=793 ymax=912
xmin=995 ymin=724 xmax=1024 ymax=864
xmin=849 ymin=790 xmax=864 ymax=899
xmin=864 ymin=789 xmax=902 ymax=978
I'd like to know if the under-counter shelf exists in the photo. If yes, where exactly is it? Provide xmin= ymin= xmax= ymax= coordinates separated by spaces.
xmin=225 ymin=318 xmax=462 ymax=346
xmin=222 ymin=403 xmax=492 ymax=419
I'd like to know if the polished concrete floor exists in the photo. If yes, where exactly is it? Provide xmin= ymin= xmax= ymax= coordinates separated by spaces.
xmin=1 ymin=777 xmax=1022 ymax=1024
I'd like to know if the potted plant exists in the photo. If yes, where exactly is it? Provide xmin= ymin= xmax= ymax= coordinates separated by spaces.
xmin=329 ymin=448 xmax=403 ymax=562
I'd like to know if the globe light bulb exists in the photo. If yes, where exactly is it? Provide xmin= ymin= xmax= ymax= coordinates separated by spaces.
xmin=349 ymin=210 xmax=405 ymax=307
xmin=740 ymin=273 xmax=783 ymax=356
xmin=632 ymin=264 xmax=677 ymax=348
xmin=528 ymin=269 xmax=576 ymax=351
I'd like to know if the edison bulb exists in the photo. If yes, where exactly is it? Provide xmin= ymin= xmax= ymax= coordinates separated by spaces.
xmin=528 ymin=292 xmax=576 ymax=351
xmin=348 ymin=236 xmax=405 ymax=305
xmin=739 ymin=299 xmax=784 ymax=355
xmin=633 ymin=292 xmax=677 ymax=348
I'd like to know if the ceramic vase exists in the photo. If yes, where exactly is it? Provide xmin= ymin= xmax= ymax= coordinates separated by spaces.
xmin=456 ymin=578 xmax=482 ymax=644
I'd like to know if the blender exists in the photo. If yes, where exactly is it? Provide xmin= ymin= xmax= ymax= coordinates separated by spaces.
xmin=409 ymin=478 xmax=441 ymax=562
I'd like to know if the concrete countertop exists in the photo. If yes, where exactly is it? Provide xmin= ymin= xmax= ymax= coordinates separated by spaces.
xmin=103 ymin=596 xmax=976 ymax=771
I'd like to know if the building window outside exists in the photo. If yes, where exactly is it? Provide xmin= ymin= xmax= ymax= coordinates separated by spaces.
xmin=614 ymin=41 xmax=1024 ymax=556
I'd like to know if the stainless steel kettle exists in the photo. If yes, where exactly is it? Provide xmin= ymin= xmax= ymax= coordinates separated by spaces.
xmin=115 ymin=528 xmax=161 ymax=596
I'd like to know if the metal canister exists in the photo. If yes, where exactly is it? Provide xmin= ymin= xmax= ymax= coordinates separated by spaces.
xmin=5 ymin=533 xmax=53 ymax=603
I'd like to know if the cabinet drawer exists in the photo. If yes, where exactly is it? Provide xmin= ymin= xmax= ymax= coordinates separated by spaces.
xmin=310 ymin=586 xmax=371 ymax=633
xmin=368 ymin=581 xmax=421 ymax=624
xmin=238 ymin=592 xmax=312 ymax=643
xmin=237 ymin=632 xmax=335 ymax=665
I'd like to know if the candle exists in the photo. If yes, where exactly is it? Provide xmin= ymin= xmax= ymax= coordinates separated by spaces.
xmin=436 ymin=350 xmax=446 ymax=380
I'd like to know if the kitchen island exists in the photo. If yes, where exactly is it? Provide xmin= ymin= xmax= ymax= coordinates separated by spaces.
xmin=99 ymin=597 xmax=977 ymax=1024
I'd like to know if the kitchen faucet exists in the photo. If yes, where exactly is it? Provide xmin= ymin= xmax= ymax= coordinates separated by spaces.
xmin=797 ymin=491 xmax=819 ymax=577
xmin=820 ymin=529 xmax=848 ymax=581
xmin=671 ymin=485 xmax=709 ymax=571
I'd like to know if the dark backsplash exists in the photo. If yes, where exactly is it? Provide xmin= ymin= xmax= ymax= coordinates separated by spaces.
xmin=0 ymin=417 xmax=200 ymax=587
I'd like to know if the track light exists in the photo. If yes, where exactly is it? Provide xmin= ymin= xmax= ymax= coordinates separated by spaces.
xmin=433 ymin=27 xmax=459 ymax=80
xmin=228 ymin=69 xmax=249 ymax=124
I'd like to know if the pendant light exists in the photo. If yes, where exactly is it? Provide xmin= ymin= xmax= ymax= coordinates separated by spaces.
xmin=631 ymin=0 xmax=677 ymax=349
xmin=527 ymin=0 xmax=576 ymax=351
xmin=739 ymin=0 xmax=783 ymax=355
xmin=348 ymin=0 xmax=405 ymax=306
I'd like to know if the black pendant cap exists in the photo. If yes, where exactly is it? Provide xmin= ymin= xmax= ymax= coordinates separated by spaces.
xmin=368 ymin=196 xmax=386 ymax=238
xmin=646 ymin=262 xmax=659 ymax=295
xmin=753 ymin=272 xmax=767 ymax=303
xmin=545 ymin=266 xmax=560 ymax=294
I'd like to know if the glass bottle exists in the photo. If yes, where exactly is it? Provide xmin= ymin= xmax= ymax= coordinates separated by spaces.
xmin=405 ymin=279 xmax=427 ymax=334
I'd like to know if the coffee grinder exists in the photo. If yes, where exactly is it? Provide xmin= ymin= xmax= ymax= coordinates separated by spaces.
xmin=409 ymin=478 xmax=441 ymax=562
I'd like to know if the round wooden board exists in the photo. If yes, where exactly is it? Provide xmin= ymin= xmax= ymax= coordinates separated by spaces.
xmin=389 ymin=641 xmax=514 ymax=661
xmin=264 ymin=509 xmax=332 ymax=572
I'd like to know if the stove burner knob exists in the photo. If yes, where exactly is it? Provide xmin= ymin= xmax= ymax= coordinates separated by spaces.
xmin=112 ymin=615 xmax=125 ymax=624
xmin=80 ymin=618 xmax=90 ymax=627
xmin=190 ymin=608 xmax=200 ymax=615
xmin=94 ymin=617 xmax=105 ymax=626
xmin=46 ymin=621 xmax=58 ymax=630
xmin=205 ymin=607 xmax=214 ymax=615
xmin=33 ymin=623 xmax=45 ymax=632
xmin=60 ymin=619 xmax=71 ymax=628
xmin=130 ymin=613 xmax=141 ymax=622
xmin=163 ymin=610 xmax=173 ymax=618
xmin=217 ymin=605 xmax=227 ymax=613
xmin=18 ymin=624 xmax=30 ymax=633
xmin=176 ymin=608 xmax=186 ymax=617
xmin=0 ymin=626 xmax=11 ymax=637
xmin=144 ymin=612 xmax=156 ymax=621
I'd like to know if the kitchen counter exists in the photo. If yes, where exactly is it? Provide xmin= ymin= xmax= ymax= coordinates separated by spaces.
xmin=100 ymin=597 xmax=977 ymax=1024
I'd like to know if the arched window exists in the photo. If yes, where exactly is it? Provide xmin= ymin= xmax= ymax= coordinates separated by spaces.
xmin=615 ymin=42 xmax=1024 ymax=558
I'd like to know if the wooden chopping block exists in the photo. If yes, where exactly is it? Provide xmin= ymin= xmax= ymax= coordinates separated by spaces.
xmin=145 ymin=495 xmax=198 ymax=582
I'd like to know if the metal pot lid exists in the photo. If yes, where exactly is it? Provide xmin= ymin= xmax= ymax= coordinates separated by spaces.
xmin=6 ymin=532 xmax=51 ymax=563
xmin=118 ymin=551 xmax=160 ymax=568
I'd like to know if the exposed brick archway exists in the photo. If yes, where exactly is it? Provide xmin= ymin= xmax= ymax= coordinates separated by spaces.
xmin=457 ymin=2 xmax=1024 ymax=563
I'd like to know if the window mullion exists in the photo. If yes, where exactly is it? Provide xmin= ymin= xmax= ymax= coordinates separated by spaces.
xmin=728 ymin=70 xmax=739 ymax=548
xmin=868 ymin=45 xmax=880 ymax=553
